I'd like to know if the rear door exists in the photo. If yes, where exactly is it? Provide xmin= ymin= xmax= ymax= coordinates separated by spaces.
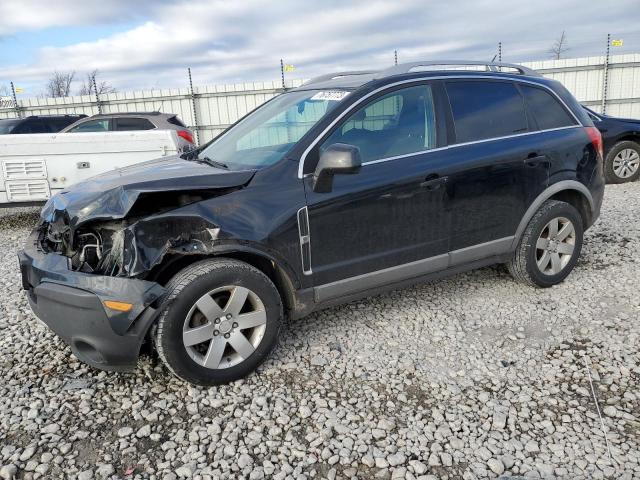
xmin=518 ymin=83 xmax=582 ymax=182
xmin=443 ymin=79 xmax=548 ymax=260
xmin=303 ymin=82 xmax=452 ymax=294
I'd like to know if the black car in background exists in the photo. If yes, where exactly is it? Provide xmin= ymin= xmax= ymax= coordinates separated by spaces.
xmin=583 ymin=106 xmax=640 ymax=183
xmin=20 ymin=61 xmax=605 ymax=385
xmin=0 ymin=115 xmax=87 ymax=134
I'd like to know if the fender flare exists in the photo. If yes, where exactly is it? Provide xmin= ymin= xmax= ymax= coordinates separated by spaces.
xmin=511 ymin=180 xmax=594 ymax=250
xmin=208 ymin=242 xmax=301 ymax=290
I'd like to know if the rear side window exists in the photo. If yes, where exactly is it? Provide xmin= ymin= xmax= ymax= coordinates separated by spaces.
xmin=114 ymin=118 xmax=155 ymax=131
xmin=446 ymin=80 xmax=527 ymax=143
xmin=16 ymin=119 xmax=50 ymax=134
xmin=520 ymin=85 xmax=577 ymax=130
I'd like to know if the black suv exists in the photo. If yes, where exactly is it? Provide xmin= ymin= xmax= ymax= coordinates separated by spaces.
xmin=20 ymin=61 xmax=604 ymax=385
xmin=0 ymin=115 xmax=87 ymax=134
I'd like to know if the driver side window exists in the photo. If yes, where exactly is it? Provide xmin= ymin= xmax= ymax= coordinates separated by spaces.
xmin=320 ymin=84 xmax=437 ymax=164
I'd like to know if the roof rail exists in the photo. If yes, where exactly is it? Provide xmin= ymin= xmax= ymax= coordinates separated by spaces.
xmin=303 ymin=70 xmax=378 ymax=86
xmin=378 ymin=60 xmax=540 ymax=77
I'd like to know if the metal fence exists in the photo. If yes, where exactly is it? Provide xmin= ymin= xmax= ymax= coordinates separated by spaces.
xmin=1 ymin=53 xmax=639 ymax=144
xmin=523 ymin=53 xmax=640 ymax=118
xmin=0 ymin=79 xmax=304 ymax=145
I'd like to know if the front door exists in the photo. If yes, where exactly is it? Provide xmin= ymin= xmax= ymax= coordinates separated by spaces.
xmin=302 ymin=82 xmax=451 ymax=296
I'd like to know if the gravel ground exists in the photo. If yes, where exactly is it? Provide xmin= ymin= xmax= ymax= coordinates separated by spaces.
xmin=1 ymin=183 xmax=639 ymax=480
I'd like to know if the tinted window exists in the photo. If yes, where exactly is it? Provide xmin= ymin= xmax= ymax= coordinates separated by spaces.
xmin=114 ymin=117 xmax=155 ymax=131
xmin=320 ymin=84 xmax=437 ymax=163
xmin=15 ymin=119 xmax=50 ymax=134
xmin=446 ymin=81 xmax=527 ymax=143
xmin=48 ymin=116 xmax=84 ymax=132
xmin=0 ymin=119 xmax=21 ymax=134
xmin=69 ymin=119 xmax=110 ymax=132
xmin=520 ymin=85 xmax=577 ymax=130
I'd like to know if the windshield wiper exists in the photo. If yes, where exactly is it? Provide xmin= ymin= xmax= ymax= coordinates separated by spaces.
xmin=193 ymin=156 xmax=229 ymax=169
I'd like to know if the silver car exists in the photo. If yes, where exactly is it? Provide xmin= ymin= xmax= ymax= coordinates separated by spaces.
xmin=61 ymin=112 xmax=195 ymax=152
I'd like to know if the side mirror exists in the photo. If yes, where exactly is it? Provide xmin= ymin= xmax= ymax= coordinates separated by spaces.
xmin=313 ymin=143 xmax=362 ymax=193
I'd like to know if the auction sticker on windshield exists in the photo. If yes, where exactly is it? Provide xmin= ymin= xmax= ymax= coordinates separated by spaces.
xmin=311 ymin=91 xmax=350 ymax=101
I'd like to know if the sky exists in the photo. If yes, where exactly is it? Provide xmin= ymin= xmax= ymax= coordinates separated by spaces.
xmin=1 ymin=0 xmax=639 ymax=98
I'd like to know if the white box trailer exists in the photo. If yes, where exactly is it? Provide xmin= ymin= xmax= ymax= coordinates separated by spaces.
xmin=0 ymin=130 xmax=180 ymax=206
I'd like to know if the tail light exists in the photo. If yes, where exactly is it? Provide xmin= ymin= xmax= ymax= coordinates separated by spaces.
xmin=585 ymin=126 xmax=603 ymax=159
xmin=177 ymin=130 xmax=194 ymax=144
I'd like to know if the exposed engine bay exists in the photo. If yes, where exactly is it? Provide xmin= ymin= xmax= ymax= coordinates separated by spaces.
xmin=39 ymin=211 xmax=223 ymax=277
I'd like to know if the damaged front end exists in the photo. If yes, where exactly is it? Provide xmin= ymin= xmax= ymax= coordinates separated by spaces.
xmin=41 ymin=214 xmax=222 ymax=277
xmin=36 ymin=156 xmax=257 ymax=278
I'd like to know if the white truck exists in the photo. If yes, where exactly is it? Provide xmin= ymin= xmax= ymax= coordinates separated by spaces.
xmin=0 ymin=130 xmax=180 ymax=206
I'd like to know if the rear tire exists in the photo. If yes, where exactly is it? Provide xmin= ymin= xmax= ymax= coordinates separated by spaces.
xmin=604 ymin=141 xmax=640 ymax=184
xmin=508 ymin=200 xmax=583 ymax=288
xmin=154 ymin=258 xmax=282 ymax=386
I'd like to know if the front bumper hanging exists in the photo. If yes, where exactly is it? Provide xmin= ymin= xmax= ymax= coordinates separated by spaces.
xmin=19 ymin=229 xmax=166 ymax=371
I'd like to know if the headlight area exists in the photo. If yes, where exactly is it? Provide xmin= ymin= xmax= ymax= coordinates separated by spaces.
xmin=67 ymin=216 xmax=222 ymax=278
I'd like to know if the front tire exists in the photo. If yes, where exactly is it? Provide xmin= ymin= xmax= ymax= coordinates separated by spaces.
xmin=154 ymin=258 xmax=282 ymax=386
xmin=604 ymin=141 xmax=640 ymax=184
xmin=508 ymin=200 xmax=583 ymax=288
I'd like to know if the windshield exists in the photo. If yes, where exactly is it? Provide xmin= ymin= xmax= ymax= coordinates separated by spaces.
xmin=0 ymin=119 xmax=20 ymax=134
xmin=198 ymin=89 xmax=349 ymax=170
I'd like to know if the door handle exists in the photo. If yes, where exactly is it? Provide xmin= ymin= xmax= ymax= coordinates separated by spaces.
xmin=524 ymin=154 xmax=548 ymax=167
xmin=420 ymin=175 xmax=448 ymax=190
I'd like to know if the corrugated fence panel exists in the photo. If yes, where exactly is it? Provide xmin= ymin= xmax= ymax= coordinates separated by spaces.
xmin=1 ymin=58 xmax=638 ymax=136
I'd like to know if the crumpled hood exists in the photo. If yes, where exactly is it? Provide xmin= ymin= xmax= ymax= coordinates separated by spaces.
xmin=40 ymin=155 xmax=256 ymax=228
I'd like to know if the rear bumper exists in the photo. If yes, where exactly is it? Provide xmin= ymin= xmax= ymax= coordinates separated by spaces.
xmin=19 ymin=229 xmax=166 ymax=371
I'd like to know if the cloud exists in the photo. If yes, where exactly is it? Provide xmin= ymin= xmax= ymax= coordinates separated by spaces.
xmin=2 ymin=0 xmax=639 ymax=93
xmin=0 ymin=0 xmax=171 ymax=35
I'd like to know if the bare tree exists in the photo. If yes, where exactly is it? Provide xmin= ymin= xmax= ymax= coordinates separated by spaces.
xmin=46 ymin=71 xmax=75 ymax=97
xmin=0 ymin=84 xmax=10 ymax=97
xmin=549 ymin=31 xmax=569 ymax=60
xmin=78 ymin=70 xmax=116 ymax=96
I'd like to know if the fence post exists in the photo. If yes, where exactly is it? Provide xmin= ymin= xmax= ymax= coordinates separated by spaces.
xmin=10 ymin=82 xmax=21 ymax=118
xmin=601 ymin=33 xmax=611 ymax=114
xmin=92 ymin=75 xmax=103 ymax=114
xmin=187 ymin=68 xmax=200 ymax=146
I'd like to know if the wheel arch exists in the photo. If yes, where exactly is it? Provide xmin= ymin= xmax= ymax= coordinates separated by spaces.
xmin=146 ymin=246 xmax=299 ymax=316
xmin=611 ymin=134 xmax=640 ymax=148
xmin=512 ymin=181 xmax=594 ymax=250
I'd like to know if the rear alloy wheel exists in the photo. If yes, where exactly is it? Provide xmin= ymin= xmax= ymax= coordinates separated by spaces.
xmin=604 ymin=141 xmax=640 ymax=183
xmin=508 ymin=200 xmax=583 ymax=287
xmin=154 ymin=258 xmax=282 ymax=385
xmin=534 ymin=217 xmax=576 ymax=275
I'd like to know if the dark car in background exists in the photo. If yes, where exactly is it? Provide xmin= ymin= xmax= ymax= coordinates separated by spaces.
xmin=583 ymin=106 xmax=640 ymax=183
xmin=61 ymin=112 xmax=195 ymax=152
xmin=0 ymin=115 xmax=87 ymax=134
xmin=20 ymin=61 xmax=604 ymax=386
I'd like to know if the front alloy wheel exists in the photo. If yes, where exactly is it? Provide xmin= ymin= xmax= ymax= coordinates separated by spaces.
xmin=605 ymin=141 xmax=640 ymax=183
xmin=612 ymin=148 xmax=639 ymax=180
xmin=183 ymin=286 xmax=267 ymax=370
xmin=155 ymin=258 xmax=282 ymax=385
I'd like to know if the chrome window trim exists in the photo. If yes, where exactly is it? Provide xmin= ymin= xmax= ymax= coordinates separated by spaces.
xmin=297 ymin=74 xmax=583 ymax=178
